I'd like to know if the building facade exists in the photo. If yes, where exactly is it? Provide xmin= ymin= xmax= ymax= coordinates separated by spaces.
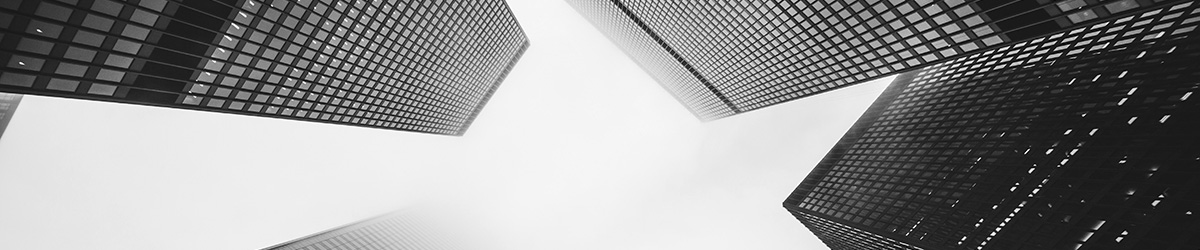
xmin=1 ymin=0 xmax=528 ymax=135
xmin=0 ymin=93 xmax=22 ymax=140
xmin=261 ymin=211 xmax=466 ymax=250
xmin=567 ymin=0 xmax=1188 ymax=120
xmin=785 ymin=2 xmax=1199 ymax=249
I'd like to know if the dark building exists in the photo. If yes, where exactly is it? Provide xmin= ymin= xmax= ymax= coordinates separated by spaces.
xmin=567 ymin=0 xmax=1188 ymax=120
xmin=0 ymin=92 xmax=22 ymax=140
xmin=784 ymin=2 xmax=1200 ymax=250
xmin=262 ymin=210 xmax=466 ymax=250
xmin=1 ymin=0 xmax=528 ymax=135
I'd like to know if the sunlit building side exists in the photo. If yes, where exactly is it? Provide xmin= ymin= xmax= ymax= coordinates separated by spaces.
xmin=0 ymin=92 xmax=22 ymax=140
xmin=262 ymin=210 xmax=468 ymax=250
xmin=0 ymin=0 xmax=528 ymax=135
xmin=567 ymin=0 xmax=1190 ymax=120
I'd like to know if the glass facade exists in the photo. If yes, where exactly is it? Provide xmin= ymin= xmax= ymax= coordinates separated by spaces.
xmin=262 ymin=211 xmax=465 ymax=250
xmin=567 ymin=0 xmax=1189 ymax=120
xmin=566 ymin=0 xmax=736 ymax=120
xmin=0 ymin=92 xmax=21 ymax=140
xmin=798 ymin=210 xmax=926 ymax=250
xmin=785 ymin=2 xmax=1200 ymax=249
xmin=0 ymin=0 xmax=528 ymax=135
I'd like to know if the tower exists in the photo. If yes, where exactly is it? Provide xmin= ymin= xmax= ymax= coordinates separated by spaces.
xmin=0 ymin=93 xmax=21 ymax=140
xmin=1 ymin=0 xmax=528 ymax=135
xmin=567 ymin=0 xmax=1189 ymax=120
xmin=784 ymin=2 xmax=1200 ymax=249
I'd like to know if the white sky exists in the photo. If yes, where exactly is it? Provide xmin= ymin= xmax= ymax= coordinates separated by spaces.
xmin=0 ymin=1 xmax=892 ymax=249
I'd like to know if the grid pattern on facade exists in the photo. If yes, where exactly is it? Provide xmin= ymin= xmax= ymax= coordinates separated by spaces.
xmin=0 ymin=92 xmax=21 ymax=140
xmin=796 ymin=210 xmax=926 ymax=250
xmin=568 ymin=0 xmax=1187 ymax=120
xmin=565 ymin=0 xmax=735 ymax=121
xmin=786 ymin=2 xmax=1200 ymax=250
xmin=0 ymin=0 xmax=528 ymax=135
xmin=263 ymin=212 xmax=464 ymax=250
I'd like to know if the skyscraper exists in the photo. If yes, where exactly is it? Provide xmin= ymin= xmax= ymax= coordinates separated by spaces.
xmin=0 ymin=93 xmax=22 ymax=140
xmin=784 ymin=2 xmax=1199 ymax=249
xmin=567 ymin=0 xmax=1188 ymax=120
xmin=0 ymin=0 xmax=528 ymax=135
xmin=262 ymin=210 xmax=466 ymax=250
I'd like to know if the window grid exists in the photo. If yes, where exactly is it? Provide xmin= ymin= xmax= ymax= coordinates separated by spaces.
xmin=785 ymin=2 xmax=1199 ymax=249
xmin=0 ymin=0 xmax=528 ymax=135
xmin=569 ymin=0 xmax=1187 ymax=119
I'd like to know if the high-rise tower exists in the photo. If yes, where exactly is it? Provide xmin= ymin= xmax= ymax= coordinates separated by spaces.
xmin=0 ymin=93 xmax=21 ymax=140
xmin=261 ymin=210 xmax=467 ymax=250
xmin=1 ymin=0 xmax=528 ymax=135
xmin=784 ymin=2 xmax=1200 ymax=249
xmin=568 ymin=0 xmax=1188 ymax=120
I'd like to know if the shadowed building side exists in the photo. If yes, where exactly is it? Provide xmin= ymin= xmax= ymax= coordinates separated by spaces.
xmin=785 ymin=2 xmax=1200 ymax=249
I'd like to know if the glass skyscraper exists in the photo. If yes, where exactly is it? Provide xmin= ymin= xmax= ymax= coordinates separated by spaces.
xmin=0 ymin=0 xmax=528 ymax=135
xmin=0 ymin=92 xmax=21 ymax=140
xmin=262 ymin=210 xmax=467 ymax=250
xmin=785 ymin=2 xmax=1199 ymax=249
xmin=567 ymin=0 xmax=1188 ymax=120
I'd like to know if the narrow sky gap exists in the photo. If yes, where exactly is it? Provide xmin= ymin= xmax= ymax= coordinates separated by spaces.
xmin=0 ymin=1 xmax=893 ymax=250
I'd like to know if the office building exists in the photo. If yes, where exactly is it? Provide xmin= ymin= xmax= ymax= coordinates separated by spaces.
xmin=784 ymin=2 xmax=1199 ymax=249
xmin=0 ymin=93 xmax=21 ymax=140
xmin=262 ymin=210 xmax=466 ymax=250
xmin=567 ymin=0 xmax=1187 ymax=120
xmin=1 ymin=0 xmax=528 ymax=135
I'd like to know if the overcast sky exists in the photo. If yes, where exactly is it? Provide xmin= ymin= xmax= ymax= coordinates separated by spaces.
xmin=0 ymin=1 xmax=893 ymax=249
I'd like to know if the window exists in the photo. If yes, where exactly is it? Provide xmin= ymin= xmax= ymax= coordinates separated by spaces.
xmin=7 ymin=56 xmax=44 ymax=71
xmin=56 ymin=63 xmax=88 ymax=77
xmin=35 ymin=2 xmax=72 ymax=21
xmin=1068 ymin=10 xmax=1098 ymax=24
xmin=0 ymin=73 xmax=36 ymax=87
xmin=1105 ymin=0 xmax=1140 ymax=13
xmin=96 ymin=69 xmax=125 ymax=82
xmin=1057 ymin=0 xmax=1088 ymax=11
xmin=16 ymin=38 xmax=54 ymax=55
xmin=72 ymin=30 xmax=106 ymax=46
xmin=87 ymin=84 xmax=118 ymax=96
xmin=27 ymin=20 xmax=64 ymax=38
xmin=82 ymin=14 xmax=116 ymax=31
xmin=46 ymin=79 xmax=80 ymax=91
